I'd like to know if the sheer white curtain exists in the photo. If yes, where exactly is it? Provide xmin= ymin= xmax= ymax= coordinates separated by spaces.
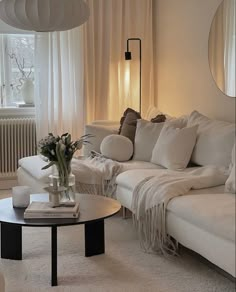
xmin=34 ymin=0 xmax=154 ymax=140
xmin=34 ymin=27 xmax=85 ymax=142
xmin=84 ymin=0 xmax=154 ymax=122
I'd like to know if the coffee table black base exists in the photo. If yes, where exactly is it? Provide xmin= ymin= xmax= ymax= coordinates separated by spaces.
xmin=51 ymin=226 xmax=57 ymax=286
xmin=0 ymin=194 xmax=121 ymax=287
xmin=1 ymin=220 xmax=105 ymax=286
xmin=1 ymin=223 xmax=22 ymax=260
xmin=85 ymin=220 xmax=105 ymax=257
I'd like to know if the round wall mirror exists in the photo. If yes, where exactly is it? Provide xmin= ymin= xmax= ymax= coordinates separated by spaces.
xmin=208 ymin=0 xmax=235 ymax=97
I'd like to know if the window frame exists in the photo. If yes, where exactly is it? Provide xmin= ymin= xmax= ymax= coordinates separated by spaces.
xmin=0 ymin=33 xmax=35 ymax=110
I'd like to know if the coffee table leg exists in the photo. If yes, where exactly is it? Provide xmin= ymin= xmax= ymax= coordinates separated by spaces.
xmin=51 ymin=226 xmax=57 ymax=286
xmin=1 ymin=223 xmax=22 ymax=260
xmin=84 ymin=220 xmax=104 ymax=257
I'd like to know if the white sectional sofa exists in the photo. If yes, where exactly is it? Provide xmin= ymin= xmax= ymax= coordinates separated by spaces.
xmin=17 ymin=110 xmax=236 ymax=278
xmin=115 ymin=111 xmax=235 ymax=277
xmin=117 ymin=170 xmax=235 ymax=277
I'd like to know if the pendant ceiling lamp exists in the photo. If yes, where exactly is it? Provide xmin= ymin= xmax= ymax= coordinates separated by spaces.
xmin=0 ymin=0 xmax=90 ymax=32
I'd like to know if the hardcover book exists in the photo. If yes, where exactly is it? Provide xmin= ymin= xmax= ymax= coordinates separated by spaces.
xmin=24 ymin=201 xmax=80 ymax=219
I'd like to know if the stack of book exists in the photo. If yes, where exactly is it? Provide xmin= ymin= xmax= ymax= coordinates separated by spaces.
xmin=24 ymin=201 xmax=80 ymax=219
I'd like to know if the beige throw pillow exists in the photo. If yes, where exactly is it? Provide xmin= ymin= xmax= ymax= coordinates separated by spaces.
xmin=151 ymin=124 xmax=198 ymax=170
xmin=187 ymin=111 xmax=235 ymax=167
xmin=132 ymin=119 xmax=165 ymax=162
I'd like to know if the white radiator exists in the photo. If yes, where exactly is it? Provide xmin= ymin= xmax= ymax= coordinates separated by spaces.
xmin=0 ymin=118 xmax=37 ymax=178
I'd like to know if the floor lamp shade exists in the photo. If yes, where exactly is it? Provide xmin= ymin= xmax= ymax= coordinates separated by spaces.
xmin=125 ymin=38 xmax=142 ymax=114
xmin=0 ymin=0 xmax=90 ymax=32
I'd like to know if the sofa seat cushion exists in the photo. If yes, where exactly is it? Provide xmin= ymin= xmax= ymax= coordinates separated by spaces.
xmin=116 ymin=167 xmax=202 ymax=191
xmin=116 ymin=175 xmax=234 ymax=243
xmin=119 ymin=161 xmax=163 ymax=173
xmin=116 ymin=168 xmax=166 ymax=191
xmin=116 ymin=169 xmax=234 ymax=242
xmin=167 ymin=192 xmax=235 ymax=243
xmin=18 ymin=155 xmax=51 ymax=182
xmin=19 ymin=156 xmax=162 ymax=185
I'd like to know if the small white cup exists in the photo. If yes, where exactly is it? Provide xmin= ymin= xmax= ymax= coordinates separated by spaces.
xmin=12 ymin=186 xmax=31 ymax=208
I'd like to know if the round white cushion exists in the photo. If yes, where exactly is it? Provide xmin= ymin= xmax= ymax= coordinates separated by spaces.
xmin=100 ymin=134 xmax=133 ymax=162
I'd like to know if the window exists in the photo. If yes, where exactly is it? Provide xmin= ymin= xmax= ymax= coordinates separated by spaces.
xmin=0 ymin=34 xmax=35 ymax=107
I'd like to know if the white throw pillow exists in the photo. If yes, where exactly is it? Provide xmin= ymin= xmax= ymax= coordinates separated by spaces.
xmin=167 ymin=116 xmax=188 ymax=128
xmin=225 ymin=144 xmax=235 ymax=194
xmin=132 ymin=119 xmax=165 ymax=162
xmin=100 ymin=134 xmax=133 ymax=162
xmin=151 ymin=124 xmax=198 ymax=170
xmin=187 ymin=111 xmax=235 ymax=167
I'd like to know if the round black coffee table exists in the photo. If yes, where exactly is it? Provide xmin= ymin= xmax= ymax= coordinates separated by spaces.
xmin=0 ymin=193 xmax=121 ymax=286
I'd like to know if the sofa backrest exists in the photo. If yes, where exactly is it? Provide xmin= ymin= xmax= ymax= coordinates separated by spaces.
xmin=187 ymin=111 xmax=235 ymax=167
xmin=83 ymin=124 xmax=118 ymax=156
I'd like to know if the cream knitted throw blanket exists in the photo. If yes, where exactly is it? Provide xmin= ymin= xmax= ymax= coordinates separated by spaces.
xmin=71 ymin=153 xmax=121 ymax=197
xmin=132 ymin=166 xmax=228 ymax=255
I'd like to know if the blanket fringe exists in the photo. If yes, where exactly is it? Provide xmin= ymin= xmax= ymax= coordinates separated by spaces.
xmin=133 ymin=204 xmax=178 ymax=256
xmin=75 ymin=182 xmax=104 ymax=196
xmin=132 ymin=166 xmax=227 ymax=257
xmin=75 ymin=179 xmax=117 ymax=198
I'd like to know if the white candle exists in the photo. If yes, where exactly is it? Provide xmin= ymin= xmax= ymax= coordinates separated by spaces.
xmin=12 ymin=186 xmax=31 ymax=208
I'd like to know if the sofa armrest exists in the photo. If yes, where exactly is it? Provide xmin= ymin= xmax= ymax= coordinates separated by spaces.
xmin=83 ymin=124 xmax=119 ymax=156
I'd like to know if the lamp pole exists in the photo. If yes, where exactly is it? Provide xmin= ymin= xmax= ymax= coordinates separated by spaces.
xmin=125 ymin=38 xmax=142 ymax=114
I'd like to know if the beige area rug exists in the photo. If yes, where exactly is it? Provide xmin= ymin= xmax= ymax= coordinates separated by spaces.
xmin=0 ymin=193 xmax=235 ymax=292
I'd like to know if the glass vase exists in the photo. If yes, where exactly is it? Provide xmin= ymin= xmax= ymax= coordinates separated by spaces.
xmin=49 ymin=163 xmax=76 ymax=204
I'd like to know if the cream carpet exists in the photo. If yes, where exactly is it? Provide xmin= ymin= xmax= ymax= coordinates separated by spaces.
xmin=0 ymin=193 xmax=235 ymax=292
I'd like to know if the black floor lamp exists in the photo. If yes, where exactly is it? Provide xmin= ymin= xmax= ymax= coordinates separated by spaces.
xmin=125 ymin=38 xmax=142 ymax=114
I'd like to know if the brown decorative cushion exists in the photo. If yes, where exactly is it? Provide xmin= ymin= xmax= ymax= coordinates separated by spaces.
xmin=151 ymin=114 xmax=166 ymax=123
xmin=118 ymin=108 xmax=141 ymax=134
xmin=119 ymin=108 xmax=141 ymax=143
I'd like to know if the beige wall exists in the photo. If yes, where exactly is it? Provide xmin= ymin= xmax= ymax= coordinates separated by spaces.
xmin=154 ymin=0 xmax=235 ymax=122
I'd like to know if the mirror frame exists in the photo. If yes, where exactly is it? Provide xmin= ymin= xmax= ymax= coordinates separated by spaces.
xmin=208 ymin=0 xmax=236 ymax=98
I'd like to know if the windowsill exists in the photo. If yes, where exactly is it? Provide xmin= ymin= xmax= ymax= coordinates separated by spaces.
xmin=0 ymin=106 xmax=35 ymax=118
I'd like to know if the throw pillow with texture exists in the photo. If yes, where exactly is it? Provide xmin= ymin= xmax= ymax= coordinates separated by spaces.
xmin=225 ymin=144 xmax=235 ymax=194
xmin=118 ymin=108 xmax=141 ymax=134
xmin=151 ymin=114 xmax=166 ymax=123
xmin=187 ymin=110 xmax=235 ymax=167
xmin=151 ymin=124 xmax=198 ymax=170
xmin=132 ymin=119 xmax=165 ymax=162
xmin=100 ymin=134 xmax=133 ymax=162
xmin=119 ymin=109 xmax=141 ymax=143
